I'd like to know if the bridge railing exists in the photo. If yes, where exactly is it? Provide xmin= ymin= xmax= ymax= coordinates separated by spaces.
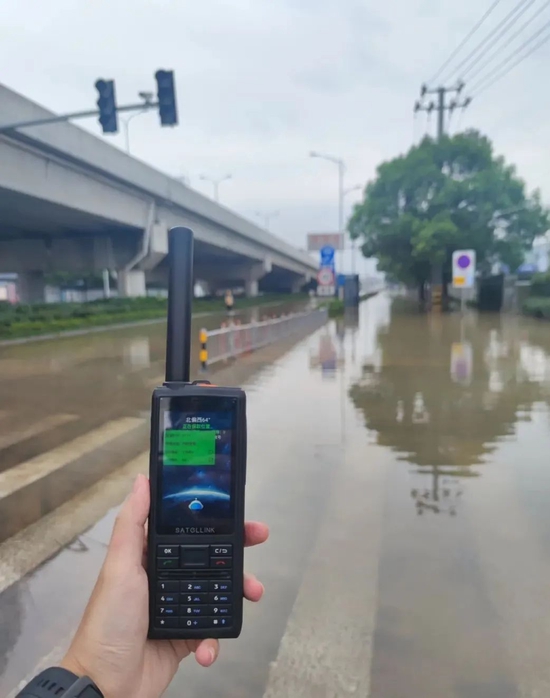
xmin=200 ymin=307 xmax=328 ymax=369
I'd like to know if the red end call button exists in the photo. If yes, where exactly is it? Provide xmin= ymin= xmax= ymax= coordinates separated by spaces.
xmin=210 ymin=557 xmax=232 ymax=569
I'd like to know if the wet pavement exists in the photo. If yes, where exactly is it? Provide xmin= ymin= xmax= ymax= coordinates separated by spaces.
xmin=4 ymin=293 xmax=550 ymax=696
xmin=0 ymin=300 xmax=309 ymax=542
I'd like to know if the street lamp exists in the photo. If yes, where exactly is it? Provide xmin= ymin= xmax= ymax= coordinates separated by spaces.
xmin=200 ymin=174 xmax=232 ymax=202
xmin=173 ymin=174 xmax=191 ymax=186
xmin=343 ymin=185 xmax=362 ymax=274
xmin=122 ymin=91 xmax=154 ymax=154
xmin=344 ymin=184 xmax=362 ymax=198
xmin=310 ymin=151 xmax=347 ymax=269
xmin=255 ymin=210 xmax=280 ymax=231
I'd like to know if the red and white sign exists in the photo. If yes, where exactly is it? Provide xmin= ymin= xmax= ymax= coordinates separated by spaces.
xmin=307 ymin=232 xmax=344 ymax=252
xmin=317 ymin=267 xmax=335 ymax=297
xmin=317 ymin=268 xmax=335 ymax=286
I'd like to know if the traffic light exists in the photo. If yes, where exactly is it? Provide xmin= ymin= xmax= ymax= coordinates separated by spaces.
xmin=95 ymin=79 xmax=118 ymax=134
xmin=155 ymin=70 xmax=178 ymax=126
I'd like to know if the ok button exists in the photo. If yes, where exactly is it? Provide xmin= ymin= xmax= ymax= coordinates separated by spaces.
xmin=157 ymin=545 xmax=178 ymax=558
xmin=210 ymin=545 xmax=232 ymax=556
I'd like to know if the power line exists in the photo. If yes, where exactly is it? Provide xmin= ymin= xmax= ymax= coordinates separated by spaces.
xmin=472 ymin=19 xmax=550 ymax=93
xmin=460 ymin=0 xmax=545 ymax=81
xmin=465 ymin=0 xmax=550 ymax=83
xmin=454 ymin=107 xmax=466 ymax=134
xmin=429 ymin=0 xmax=504 ymax=85
xmin=447 ymin=106 xmax=456 ymax=133
xmin=446 ymin=0 xmax=535 ymax=81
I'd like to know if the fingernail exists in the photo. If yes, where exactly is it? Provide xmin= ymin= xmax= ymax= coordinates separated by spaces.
xmin=208 ymin=647 xmax=216 ymax=664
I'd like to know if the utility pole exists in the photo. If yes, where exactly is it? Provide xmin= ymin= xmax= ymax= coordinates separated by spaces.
xmin=414 ymin=82 xmax=471 ymax=311
xmin=414 ymin=81 xmax=471 ymax=140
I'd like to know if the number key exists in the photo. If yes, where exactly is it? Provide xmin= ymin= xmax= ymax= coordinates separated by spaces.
xmin=182 ymin=593 xmax=208 ymax=604
xmin=182 ymin=580 xmax=209 ymax=593
xmin=210 ymin=593 xmax=232 ymax=604
xmin=157 ymin=593 xmax=178 ymax=604
xmin=210 ymin=605 xmax=232 ymax=616
xmin=156 ymin=605 xmax=178 ymax=616
xmin=181 ymin=605 xmax=209 ymax=616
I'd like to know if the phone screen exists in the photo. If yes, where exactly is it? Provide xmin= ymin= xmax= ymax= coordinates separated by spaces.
xmin=156 ymin=397 xmax=236 ymax=535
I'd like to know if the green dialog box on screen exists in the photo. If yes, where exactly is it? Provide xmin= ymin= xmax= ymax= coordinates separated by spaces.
xmin=163 ymin=429 xmax=216 ymax=466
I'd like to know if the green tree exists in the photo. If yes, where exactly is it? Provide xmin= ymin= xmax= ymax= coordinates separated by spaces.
xmin=349 ymin=130 xmax=549 ymax=300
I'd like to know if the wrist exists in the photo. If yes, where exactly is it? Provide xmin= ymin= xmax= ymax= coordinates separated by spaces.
xmin=59 ymin=654 xmax=86 ymax=679
xmin=60 ymin=654 xmax=104 ymax=696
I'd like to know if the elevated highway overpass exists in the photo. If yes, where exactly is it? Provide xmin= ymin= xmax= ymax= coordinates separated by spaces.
xmin=0 ymin=84 xmax=316 ymax=301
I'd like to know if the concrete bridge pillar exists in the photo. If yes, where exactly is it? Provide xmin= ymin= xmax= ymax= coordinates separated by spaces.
xmin=17 ymin=271 xmax=46 ymax=304
xmin=118 ymin=270 xmax=146 ymax=297
xmin=290 ymin=276 xmax=308 ymax=294
xmin=244 ymin=259 xmax=272 ymax=297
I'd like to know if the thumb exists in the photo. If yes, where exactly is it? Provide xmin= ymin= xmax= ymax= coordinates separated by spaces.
xmin=107 ymin=474 xmax=150 ymax=569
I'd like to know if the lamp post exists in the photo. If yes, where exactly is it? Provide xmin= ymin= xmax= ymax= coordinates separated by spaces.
xmin=200 ymin=174 xmax=232 ymax=202
xmin=254 ymin=210 xmax=280 ymax=231
xmin=310 ymin=151 xmax=348 ymax=271
xmin=122 ymin=91 xmax=154 ymax=154
xmin=343 ymin=185 xmax=362 ymax=274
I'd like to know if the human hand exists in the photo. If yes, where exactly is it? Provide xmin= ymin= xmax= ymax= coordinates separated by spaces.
xmin=61 ymin=474 xmax=269 ymax=698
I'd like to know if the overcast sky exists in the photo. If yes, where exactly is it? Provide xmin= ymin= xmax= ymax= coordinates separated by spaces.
xmin=2 ymin=0 xmax=550 ymax=273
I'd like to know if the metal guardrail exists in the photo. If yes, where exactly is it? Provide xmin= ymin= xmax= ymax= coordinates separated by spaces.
xmin=200 ymin=307 xmax=328 ymax=369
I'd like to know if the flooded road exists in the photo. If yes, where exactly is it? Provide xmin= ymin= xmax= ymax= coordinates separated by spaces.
xmin=3 ymin=292 xmax=550 ymax=697
xmin=0 ymin=299 xmax=307 ymax=479
xmin=351 ymin=296 xmax=550 ymax=698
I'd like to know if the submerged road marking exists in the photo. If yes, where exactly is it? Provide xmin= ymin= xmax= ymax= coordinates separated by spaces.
xmin=263 ymin=436 xmax=389 ymax=698
xmin=0 ymin=451 xmax=148 ymax=595
xmin=0 ymin=417 xmax=143 ymax=499
xmin=0 ymin=413 xmax=77 ymax=451
xmin=466 ymin=412 xmax=550 ymax=697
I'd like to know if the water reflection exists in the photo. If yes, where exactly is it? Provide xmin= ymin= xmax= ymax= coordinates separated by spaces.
xmin=308 ymin=330 xmax=342 ymax=378
xmin=350 ymin=301 xmax=547 ymax=516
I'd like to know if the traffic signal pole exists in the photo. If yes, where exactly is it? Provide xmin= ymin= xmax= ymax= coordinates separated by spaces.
xmin=0 ymin=70 xmax=177 ymax=137
xmin=0 ymin=100 xmax=157 ymax=136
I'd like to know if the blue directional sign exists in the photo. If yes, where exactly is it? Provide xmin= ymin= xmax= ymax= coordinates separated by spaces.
xmin=320 ymin=245 xmax=335 ymax=270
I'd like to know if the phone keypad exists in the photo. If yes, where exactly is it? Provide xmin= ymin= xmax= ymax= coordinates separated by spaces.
xmin=154 ymin=546 xmax=234 ymax=629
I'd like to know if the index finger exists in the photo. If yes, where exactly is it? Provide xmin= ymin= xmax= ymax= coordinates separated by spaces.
xmin=244 ymin=521 xmax=269 ymax=547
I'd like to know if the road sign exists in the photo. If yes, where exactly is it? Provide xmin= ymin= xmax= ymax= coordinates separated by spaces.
xmin=452 ymin=250 xmax=476 ymax=289
xmin=317 ymin=268 xmax=335 ymax=286
xmin=317 ymin=285 xmax=335 ymax=297
xmin=320 ymin=245 xmax=335 ymax=269
xmin=307 ymin=233 xmax=344 ymax=252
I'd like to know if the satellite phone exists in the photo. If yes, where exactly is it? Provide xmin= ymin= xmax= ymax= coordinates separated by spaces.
xmin=147 ymin=227 xmax=246 ymax=639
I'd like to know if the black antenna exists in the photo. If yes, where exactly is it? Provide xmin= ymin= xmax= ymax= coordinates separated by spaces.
xmin=165 ymin=226 xmax=194 ymax=383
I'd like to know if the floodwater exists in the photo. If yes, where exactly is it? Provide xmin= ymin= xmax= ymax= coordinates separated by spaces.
xmin=3 ymin=292 xmax=550 ymax=697
xmin=351 ymin=294 xmax=550 ymax=698
xmin=0 ymin=299 xmax=307 ymax=476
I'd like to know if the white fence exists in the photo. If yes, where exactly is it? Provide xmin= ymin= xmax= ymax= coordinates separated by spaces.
xmin=202 ymin=307 xmax=328 ymax=368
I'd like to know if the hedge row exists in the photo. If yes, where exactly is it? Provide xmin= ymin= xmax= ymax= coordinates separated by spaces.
xmin=0 ymin=294 xmax=301 ymax=340
xmin=530 ymin=272 xmax=550 ymax=298
xmin=522 ymin=297 xmax=550 ymax=320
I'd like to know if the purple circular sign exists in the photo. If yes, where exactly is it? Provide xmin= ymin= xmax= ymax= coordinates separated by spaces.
xmin=457 ymin=254 xmax=471 ymax=269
